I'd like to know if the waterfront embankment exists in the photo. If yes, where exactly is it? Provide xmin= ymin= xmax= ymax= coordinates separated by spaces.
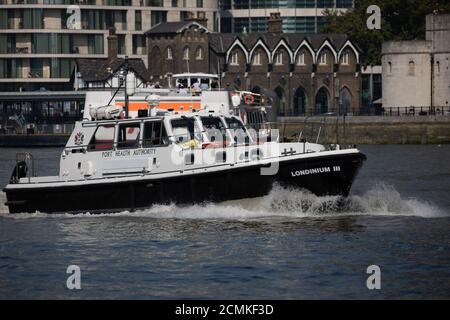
xmin=0 ymin=134 xmax=69 ymax=147
xmin=278 ymin=115 xmax=450 ymax=144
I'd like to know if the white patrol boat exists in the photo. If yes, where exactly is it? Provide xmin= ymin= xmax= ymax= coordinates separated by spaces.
xmin=4 ymin=73 xmax=366 ymax=214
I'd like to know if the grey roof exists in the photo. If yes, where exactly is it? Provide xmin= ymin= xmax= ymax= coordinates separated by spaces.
xmin=145 ymin=21 xmax=208 ymax=35
xmin=76 ymin=58 xmax=150 ymax=82
xmin=208 ymin=33 xmax=356 ymax=54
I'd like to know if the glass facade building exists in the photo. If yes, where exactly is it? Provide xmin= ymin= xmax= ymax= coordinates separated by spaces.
xmin=220 ymin=0 xmax=353 ymax=33
xmin=0 ymin=0 xmax=218 ymax=91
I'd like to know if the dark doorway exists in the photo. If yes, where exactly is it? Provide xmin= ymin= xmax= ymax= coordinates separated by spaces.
xmin=315 ymin=87 xmax=330 ymax=114
xmin=274 ymin=86 xmax=286 ymax=116
xmin=339 ymin=87 xmax=352 ymax=115
xmin=293 ymin=87 xmax=307 ymax=116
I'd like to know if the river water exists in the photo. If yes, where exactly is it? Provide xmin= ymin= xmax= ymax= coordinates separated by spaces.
xmin=0 ymin=145 xmax=449 ymax=299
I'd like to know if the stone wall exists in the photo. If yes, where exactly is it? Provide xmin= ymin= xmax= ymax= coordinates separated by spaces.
xmin=382 ymin=41 xmax=432 ymax=108
xmin=382 ymin=14 xmax=450 ymax=110
xmin=426 ymin=14 xmax=450 ymax=108
xmin=277 ymin=116 xmax=450 ymax=144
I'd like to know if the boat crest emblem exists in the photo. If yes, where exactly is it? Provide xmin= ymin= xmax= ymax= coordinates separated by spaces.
xmin=74 ymin=132 xmax=84 ymax=145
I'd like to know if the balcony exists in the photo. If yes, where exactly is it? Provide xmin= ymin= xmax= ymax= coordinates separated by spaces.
xmin=15 ymin=47 xmax=29 ymax=54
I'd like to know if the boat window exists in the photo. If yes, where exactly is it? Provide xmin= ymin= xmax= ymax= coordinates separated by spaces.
xmin=200 ymin=78 xmax=209 ymax=90
xmin=171 ymin=118 xmax=202 ymax=144
xmin=246 ymin=111 xmax=266 ymax=131
xmin=117 ymin=122 xmax=141 ymax=149
xmin=88 ymin=124 xmax=115 ymax=151
xmin=225 ymin=117 xmax=250 ymax=144
xmin=143 ymin=121 xmax=169 ymax=147
xmin=190 ymin=78 xmax=198 ymax=86
xmin=200 ymin=116 xmax=227 ymax=143
xmin=176 ymin=78 xmax=188 ymax=89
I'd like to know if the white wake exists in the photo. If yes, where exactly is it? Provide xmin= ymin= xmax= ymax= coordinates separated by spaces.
xmin=1 ymin=183 xmax=447 ymax=219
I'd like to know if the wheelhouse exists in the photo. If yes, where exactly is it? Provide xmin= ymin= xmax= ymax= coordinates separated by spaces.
xmin=67 ymin=113 xmax=253 ymax=154
xmin=172 ymin=73 xmax=219 ymax=90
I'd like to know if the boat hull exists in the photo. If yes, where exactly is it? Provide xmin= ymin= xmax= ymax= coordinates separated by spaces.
xmin=276 ymin=152 xmax=366 ymax=197
xmin=4 ymin=152 xmax=366 ymax=214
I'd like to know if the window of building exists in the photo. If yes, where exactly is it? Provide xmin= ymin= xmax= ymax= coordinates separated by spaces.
xmin=252 ymin=52 xmax=261 ymax=65
xmin=118 ymin=34 xmax=126 ymax=55
xmin=183 ymin=47 xmax=189 ymax=60
xmin=82 ymin=9 xmax=105 ymax=30
xmin=22 ymin=9 xmax=43 ymax=29
xmin=281 ymin=16 xmax=316 ymax=33
xmin=230 ymin=51 xmax=239 ymax=65
xmin=50 ymin=58 xmax=74 ymax=78
xmin=408 ymin=61 xmax=415 ymax=76
xmin=0 ymin=35 xmax=6 ymax=54
xmin=117 ymin=122 xmax=141 ymax=149
xmin=7 ymin=34 xmax=16 ymax=54
xmin=336 ymin=0 xmax=354 ymax=8
xmin=274 ymin=51 xmax=283 ymax=65
xmin=167 ymin=47 xmax=173 ymax=60
xmin=0 ymin=59 xmax=23 ymax=78
xmin=172 ymin=0 xmax=178 ymax=7
xmin=341 ymin=51 xmax=349 ymax=65
xmin=29 ymin=59 xmax=43 ymax=78
xmin=296 ymin=51 xmax=305 ymax=65
xmin=151 ymin=11 xmax=167 ymax=27
xmin=88 ymin=34 xmax=104 ymax=54
xmin=196 ymin=0 xmax=203 ymax=7
xmin=318 ymin=52 xmax=327 ymax=65
xmin=0 ymin=10 xmax=7 ymax=30
xmin=132 ymin=35 xmax=147 ymax=55
xmin=388 ymin=61 xmax=392 ymax=73
xmin=145 ymin=0 xmax=163 ymax=6
xmin=32 ymin=34 xmax=72 ymax=54
xmin=436 ymin=61 xmax=440 ymax=73
xmin=196 ymin=47 xmax=203 ymax=60
xmin=135 ymin=10 xmax=142 ymax=31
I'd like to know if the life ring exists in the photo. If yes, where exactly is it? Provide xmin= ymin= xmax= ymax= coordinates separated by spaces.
xmin=244 ymin=94 xmax=254 ymax=105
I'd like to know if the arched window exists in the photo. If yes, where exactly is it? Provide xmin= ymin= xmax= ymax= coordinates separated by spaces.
xmin=340 ymin=51 xmax=349 ymax=65
xmin=315 ymin=87 xmax=330 ymax=114
xmin=274 ymin=51 xmax=283 ymax=65
xmin=436 ymin=61 xmax=440 ymax=73
xmin=296 ymin=51 xmax=305 ymax=65
xmin=388 ymin=61 xmax=392 ymax=73
xmin=408 ymin=61 xmax=415 ymax=76
xmin=230 ymin=51 xmax=239 ymax=65
xmin=252 ymin=52 xmax=261 ymax=65
xmin=274 ymin=86 xmax=287 ymax=116
xmin=183 ymin=47 xmax=190 ymax=60
xmin=318 ymin=52 xmax=327 ymax=65
xmin=339 ymin=87 xmax=352 ymax=115
xmin=195 ymin=47 xmax=203 ymax=60
xmin=166 ymin=47 xmax=173 ymax=60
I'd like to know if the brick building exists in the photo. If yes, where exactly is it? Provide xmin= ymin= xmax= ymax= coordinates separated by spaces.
xmin=146 ymin=13 xmax=362 ymax=118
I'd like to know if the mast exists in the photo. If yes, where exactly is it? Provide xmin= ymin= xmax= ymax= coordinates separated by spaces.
xmin=124 ymin=55 xmax=130 ymax=119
